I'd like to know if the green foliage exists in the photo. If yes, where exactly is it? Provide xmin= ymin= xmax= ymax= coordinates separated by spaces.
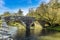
xmin=0 ymin=20 xmax=2 ymax=27
xmin=3 ymin=12 xmax=11 ymax=17
xmin=47 ymin=26 xmax=60 ymax=31
xmin=27 ymin=0 xmax=60 ymax=26
xmin=17 ymin=9 xmax=23 ymax=16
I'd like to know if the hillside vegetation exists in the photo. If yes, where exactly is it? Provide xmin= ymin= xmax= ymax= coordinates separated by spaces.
xmin=27 ymin=0 xmax=60 ymax=26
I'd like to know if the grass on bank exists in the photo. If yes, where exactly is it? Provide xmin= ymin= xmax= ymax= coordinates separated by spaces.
xmin=47 ymin=26 xmax=60 ymax=31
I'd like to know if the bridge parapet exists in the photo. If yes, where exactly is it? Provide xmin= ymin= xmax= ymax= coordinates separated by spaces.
xmin=4 ymin=16 xmax=35 ymax=27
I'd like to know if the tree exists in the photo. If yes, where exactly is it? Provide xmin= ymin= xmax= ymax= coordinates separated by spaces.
xmin=27 ymin=0 xmax=59 ymax=27
xmin=3 ymin=12 xmax=11 ymax=17
xmin=17 ymin=9 xmax=23 ymax=16
xmin=27 ymin=8 xmax=35 ymax=17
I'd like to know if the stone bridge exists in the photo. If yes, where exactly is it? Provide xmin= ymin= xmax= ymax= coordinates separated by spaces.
xmin=4 ymin=16 xmax=35 ymax=39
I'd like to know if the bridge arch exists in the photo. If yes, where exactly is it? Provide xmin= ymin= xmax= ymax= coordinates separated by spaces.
xmin=4 ymin=16 xmax=36 ymax=39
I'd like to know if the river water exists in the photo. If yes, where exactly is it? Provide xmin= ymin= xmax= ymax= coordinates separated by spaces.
xmin=14 ymin=27 xmax=60 ymax=40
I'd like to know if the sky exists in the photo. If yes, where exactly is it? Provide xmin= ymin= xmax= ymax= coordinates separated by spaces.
xmin=0 ymin=0 xmax=50 ymax=15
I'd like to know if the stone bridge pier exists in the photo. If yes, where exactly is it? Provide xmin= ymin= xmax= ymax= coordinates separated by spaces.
xmin=23 ymin=18 xmax=35 ymax=40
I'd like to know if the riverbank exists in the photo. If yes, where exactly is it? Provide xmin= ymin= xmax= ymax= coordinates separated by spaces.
xmin=38 ymin=32 xmax=60 ymax=40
